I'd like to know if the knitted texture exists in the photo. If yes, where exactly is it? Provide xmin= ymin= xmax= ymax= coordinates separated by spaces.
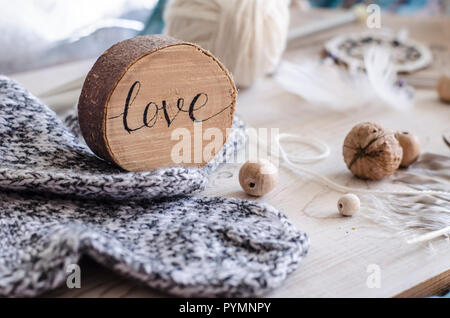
xmin=0 ymin=76 xmax=309 ymax=297
xmin=0 ymin=76 xmax=246 ymax=200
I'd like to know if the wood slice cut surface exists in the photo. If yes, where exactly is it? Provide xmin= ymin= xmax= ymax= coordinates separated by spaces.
xmin=78 ymin=35 xmax=236 ymax=172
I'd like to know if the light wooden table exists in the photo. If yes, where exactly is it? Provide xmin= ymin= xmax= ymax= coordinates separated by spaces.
xmin=10 ymin=10 xmax=450 ymax=298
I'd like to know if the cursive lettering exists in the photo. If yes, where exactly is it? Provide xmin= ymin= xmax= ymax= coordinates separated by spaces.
xmin=109 ymin=81 xmax=231 ymax=134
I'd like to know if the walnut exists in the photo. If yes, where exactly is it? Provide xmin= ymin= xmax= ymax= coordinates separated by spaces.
xmin=343 ymin=122 xmax=403 ymax=180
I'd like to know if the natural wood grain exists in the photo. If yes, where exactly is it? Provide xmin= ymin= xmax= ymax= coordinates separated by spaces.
xmin=395 ymin=269 xmax=450 ymax=298
xmin=78 ymin=35 xmax=236 ymax=171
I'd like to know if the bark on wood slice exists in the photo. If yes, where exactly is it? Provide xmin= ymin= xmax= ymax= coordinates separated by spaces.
xmin=78 ymin=34 xmax=237 ymax=172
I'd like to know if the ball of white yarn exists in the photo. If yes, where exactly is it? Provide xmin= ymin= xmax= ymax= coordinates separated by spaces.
xmin=163 ymin=0 xmax=290 ymax=87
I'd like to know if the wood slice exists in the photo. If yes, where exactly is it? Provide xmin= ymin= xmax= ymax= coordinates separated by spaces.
xmin=78 ymin=35 xmax=237 ymax=172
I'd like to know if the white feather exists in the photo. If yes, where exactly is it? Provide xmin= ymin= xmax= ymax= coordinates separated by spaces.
xmin=364 ymin=47 xmax=413 ymax=110
xmin=360 ymin=154 xmax=450 ymax=244
xmin=360 ymin=193 xmax=450 ymax=240
xmin=275 ymin=48 xmax=413 ymax=111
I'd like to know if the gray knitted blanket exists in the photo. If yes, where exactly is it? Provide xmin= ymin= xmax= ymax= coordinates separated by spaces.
xmin=0 ymin=76 xmax=309 ymax=297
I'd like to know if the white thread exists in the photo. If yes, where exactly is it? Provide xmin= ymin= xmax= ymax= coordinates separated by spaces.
xmin=163 ymin=0 xmax=290 ymax=87
xmin=276 ymin=133 xmax=330 ymax=164
xmin=273 ymin=134 xmax=450 ymax=197
xmin=406 ymin=226 xmax=450 ymax=244
xmin=273 ymin=134 xmax=450 ymax=244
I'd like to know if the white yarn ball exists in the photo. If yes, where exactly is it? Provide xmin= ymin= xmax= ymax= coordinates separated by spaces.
xmin=163 ymin=0 xmax=290 ymax=87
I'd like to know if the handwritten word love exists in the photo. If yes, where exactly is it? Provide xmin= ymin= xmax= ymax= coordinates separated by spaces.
xmin=109 ymin=81 xmax=231 ymax=134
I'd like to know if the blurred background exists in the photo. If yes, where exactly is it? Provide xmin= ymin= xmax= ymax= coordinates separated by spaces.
xmin=0 ymin=0 xmax=448 ymax=75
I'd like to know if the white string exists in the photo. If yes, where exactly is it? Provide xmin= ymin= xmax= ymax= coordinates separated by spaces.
xmin=276 ymin=133 xmax=330 ymax=164
xmin=272 ymin=134 xmax=450 ymax=197
xmin=272 ymin=133 xmax=450 ymax=243
xmin=406 ymin=226 xmax=450 ymax=244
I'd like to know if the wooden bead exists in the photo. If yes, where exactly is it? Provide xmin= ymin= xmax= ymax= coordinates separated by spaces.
xmin=437 ymin=75 xmax=450 ymax=103
xmin=395 ymin=131 xmax=421 ymax=168
xmin=239 ymin=160 xmax=278 ymax=196
xmin=338 ymin=193 xmax=360 ymax=216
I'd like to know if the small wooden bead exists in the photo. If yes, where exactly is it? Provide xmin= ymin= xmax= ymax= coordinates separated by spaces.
xmin=239 ymin=159 xmax=278 ymax=196
xmin=437 ymin=75 xmax=450 ymax=103
xmin=395 ymin=131 xmax=421 ymax=168
xmin=338 ymin=193 xmax=360 ymax=216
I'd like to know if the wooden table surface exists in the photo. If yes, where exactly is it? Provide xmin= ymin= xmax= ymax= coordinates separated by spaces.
xmin=10 ymin=9 xmax=450 ymax=298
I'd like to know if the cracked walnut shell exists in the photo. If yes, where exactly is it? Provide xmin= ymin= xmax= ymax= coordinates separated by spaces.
xmin=343 ymin=122 xmax=403 ymax=180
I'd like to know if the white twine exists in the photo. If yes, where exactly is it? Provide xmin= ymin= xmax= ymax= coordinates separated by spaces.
xmin=274 ymin=133 xmax=450 ymax=197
